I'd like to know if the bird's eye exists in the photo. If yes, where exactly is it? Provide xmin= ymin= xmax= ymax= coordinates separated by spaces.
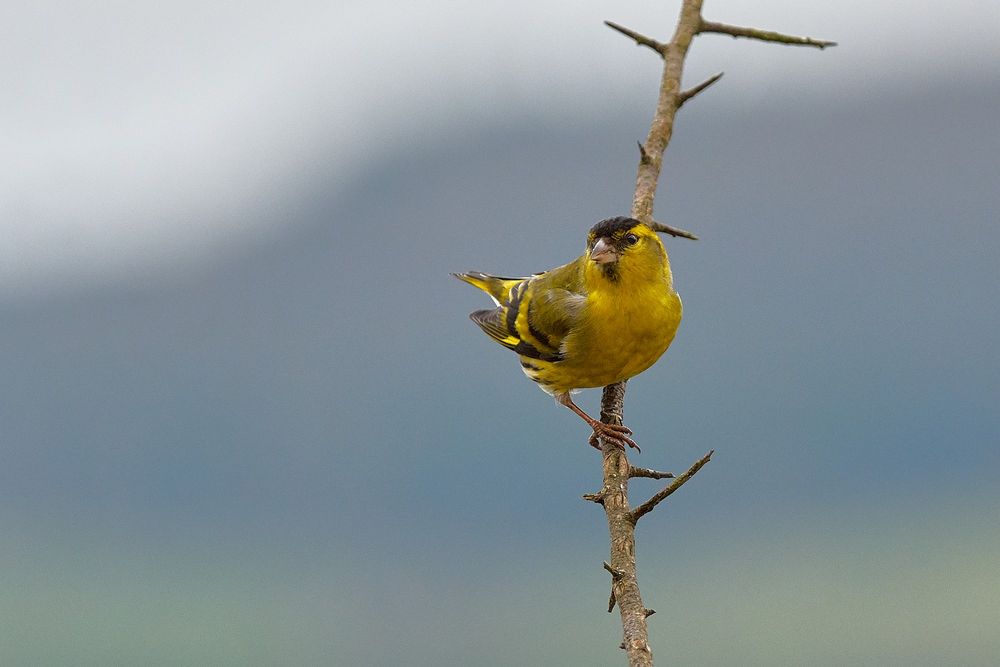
xmin=624 ymin=233 xmax=639 ymax=246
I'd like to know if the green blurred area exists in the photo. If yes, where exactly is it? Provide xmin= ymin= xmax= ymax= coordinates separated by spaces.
xmin=3 ymin=495 xmax=998 ymax=666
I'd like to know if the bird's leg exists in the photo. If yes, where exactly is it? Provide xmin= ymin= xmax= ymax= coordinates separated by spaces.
xmin=555 ymin=393 xmax=639 ymax=452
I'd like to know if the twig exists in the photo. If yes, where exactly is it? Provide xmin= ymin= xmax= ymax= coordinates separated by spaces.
xmin=629 ymin=466 xmax=675 ymax=480
xmin=604 ymin=561 xmax=624 ymax=612
xmin=631 ymin=451 xmax=714 ymax=523
xmin=583 ymin=487 xmax=609 ymax=504
xmin=604 ymin=21 xmax=667 ymax=56
xmin=699 ymin=20 xmax=837 ymax=49
xmin=649 ymin=221 xmax=698 ymax=241
xmin=679 ymin=71 xmax=724 ymax=107
xmin=603 ymin=561 xmax=626 ymax=580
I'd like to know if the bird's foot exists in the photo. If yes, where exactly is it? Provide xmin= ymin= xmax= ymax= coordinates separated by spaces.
xmin=588 ymin=422 xmax=640 ymax=453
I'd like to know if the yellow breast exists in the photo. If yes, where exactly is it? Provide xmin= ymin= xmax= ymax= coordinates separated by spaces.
xmin=578 ymin=285 xmax=680 ymax=386
xmin=530 ymin=283 xmax=681 ymax=394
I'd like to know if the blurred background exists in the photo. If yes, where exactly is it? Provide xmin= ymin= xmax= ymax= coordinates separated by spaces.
xmin=3 ymin=1 xmax=999 ymax=665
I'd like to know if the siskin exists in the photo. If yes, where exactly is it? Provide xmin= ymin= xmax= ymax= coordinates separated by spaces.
xmin=453 ymin=216 xmax=682 ymax=451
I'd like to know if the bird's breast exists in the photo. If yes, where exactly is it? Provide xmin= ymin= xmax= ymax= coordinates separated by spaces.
xmin=558 ymin=285 xmax=682 ymax=390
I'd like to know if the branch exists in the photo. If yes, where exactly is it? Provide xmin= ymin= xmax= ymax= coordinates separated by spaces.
xmin=631 ymin=451 xmax=714 ymax=523
xmin=629 ymin=466 xmax=674 ymax=480
xmin=679 ymin=71 xmax=724 ymax=107
xmin=649 ymin=220 xmax=698 ymax=241
xmin=699 ymin=20 xmax=837 ymax=49
xmin=598 ymin=6 xmax=707 ymax=666
xmin=595 ymin=2 xmax=832 ymax=664
xmin=604 ymin=21 xmax=667 ymax=56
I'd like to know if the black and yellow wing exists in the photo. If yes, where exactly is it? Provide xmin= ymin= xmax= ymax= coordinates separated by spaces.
xmin=455 ymin=266 xmax=585 ymax=363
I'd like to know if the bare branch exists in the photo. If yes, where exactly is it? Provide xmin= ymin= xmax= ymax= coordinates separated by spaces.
xmin=631 ymin=451 xmax=714 ymax=523
xmin=699 ymin=20 xmax=837 ymax=49
xmin=604 ymin=21 xmax=667 ymax=56
xmin=628 ymin=0 xmax=705 ymax=223
xmin=679 ymin=71 xmax=724 ymax=107
xmin=593 ymin=1 xmax=831 ymax=662
xmin=597 ymin=4 xmax=709 ymax=665
xmin=649 ymin=221 xmax=698 ymax=241
xmin=629 ymin=466 xmax=675 ymax=480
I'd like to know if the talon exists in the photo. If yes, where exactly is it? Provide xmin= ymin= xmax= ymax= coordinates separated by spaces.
xmin=557 ymin=393 xmax=641 ymax=453
xmin=605 ymin=423 xmax=633 ymax=436
xmin=590 ymin=422 xmax=641 ymax=453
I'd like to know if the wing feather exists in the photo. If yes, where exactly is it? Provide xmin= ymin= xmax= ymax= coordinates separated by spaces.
xmin=461 ymin=260 xmax=586 ymax=363
xmin=469 ymin=308 xmax=521 ymax=350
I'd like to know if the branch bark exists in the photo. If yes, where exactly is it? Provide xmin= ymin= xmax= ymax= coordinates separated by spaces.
xmin=699 ymin=20 xmax=837 ymax=49
xmin=595 ymin=3 xmax=834 ymax=665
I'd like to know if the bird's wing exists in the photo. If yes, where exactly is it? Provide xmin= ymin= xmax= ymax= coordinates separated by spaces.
xmin=469 ymin=307 xmax=522 ymax=349
xmin=468 ymin=261 xmax=585 ymax=362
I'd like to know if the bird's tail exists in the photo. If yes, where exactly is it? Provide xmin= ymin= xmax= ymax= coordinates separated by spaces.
xmin=451 ymin=271 xmax=525 ymax=306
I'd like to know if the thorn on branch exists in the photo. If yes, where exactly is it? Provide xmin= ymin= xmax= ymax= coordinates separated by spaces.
xmin=619 ymin=641 xmax=627 ymax=650
xmin=679 ymin=71 xmax=724 ymax=107
xmin=644 ymin=608 xmax=656 ymax=618
xmin=637 ymin=140 xmax=651 ymax=165
xmin=631 ymin=450 xmax=714 ymax=523
xmin=629 ymin=466 xmax=675 ymax=480
xmin=604 ymin=20 xmax=667 ymax=56
xmin=650 ymin=220 xmax=698 ymax=241
xmin=699 ymin=20 xmax=837 ymax=49
xmin=603 ymin=561 xmax=625 ymax=580
xmin=608 ymin=588 xmax=617 ymax=613
xmin=583 ymin=488 xmax=607 ymax=504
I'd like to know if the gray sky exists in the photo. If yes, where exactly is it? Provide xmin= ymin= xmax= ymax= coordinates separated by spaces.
xmin=3 ymin=0 xmax=999 ymax=295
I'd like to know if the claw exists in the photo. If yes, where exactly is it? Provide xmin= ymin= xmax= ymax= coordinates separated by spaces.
xmin=590 ymin=422 xmax=640 ymax=453
xmin=556 ymin=392 xmax=641 ymax=453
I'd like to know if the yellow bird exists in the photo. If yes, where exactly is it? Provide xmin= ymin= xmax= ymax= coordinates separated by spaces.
xmin=453 ymin=216 xmax=682 ymax=450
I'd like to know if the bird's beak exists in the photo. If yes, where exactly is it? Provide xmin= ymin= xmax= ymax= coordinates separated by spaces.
xmin=590 ymin=237 xmax=618 ymax=264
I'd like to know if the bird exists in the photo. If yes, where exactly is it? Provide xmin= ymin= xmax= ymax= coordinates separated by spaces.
xmin=453 ymin=216 xmax=682 ymax=451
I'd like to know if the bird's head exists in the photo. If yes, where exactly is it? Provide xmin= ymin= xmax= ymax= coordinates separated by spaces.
xmin=585 ymin=216 xmax=668 ymax=284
